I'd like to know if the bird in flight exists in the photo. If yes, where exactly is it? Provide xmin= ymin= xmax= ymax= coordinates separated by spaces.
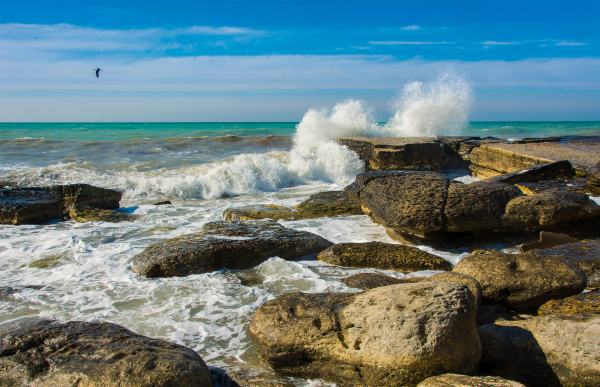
xmin=94 ymin=68 xmax=103 ymax=78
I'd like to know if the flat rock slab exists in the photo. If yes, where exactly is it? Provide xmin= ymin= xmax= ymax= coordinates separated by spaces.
xmin=0 ymin=318 xmax=212 ymax=387
xmin=318 ymin=241 xmax=452 ymax=271
xmin=131 ymin=220 xmax=333 ymax=277
xmin=479 ymin=315 xmax=600 ymax=387
xmin=454 ymin=249 xmax=587 ymax=312
xmin=249 ymin=282 xmax=481 ymax=386
xmin=417 ymin=373 xmax=524 ymax=387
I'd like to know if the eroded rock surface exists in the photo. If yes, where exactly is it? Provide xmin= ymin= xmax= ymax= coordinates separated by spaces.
xmin=249 ymin=282 xmax=481 ymax=386
xmin=538 ymin=290 xmax=600 ymax=316
xmin=425 ymin=272 xmax=483 ymax=305
xmin=132 ymin=220 xmax=332 ymax=277
xmin=0 ymin=318 xmax=213 ymax=387
xmin=417 ymin=373 xmax=524 ymax=387
xmin=341 ymin=273 xmax=420 ymax=289
xmin=533 ymin=239 xmax=600 ymax=288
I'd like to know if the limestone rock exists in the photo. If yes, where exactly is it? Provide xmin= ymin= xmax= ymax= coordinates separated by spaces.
xmin=486 ymin=160 xmax=575 ymax=185
xmin=426 ymin=272 xmax=483 ymax=304
xmin=417 ymin=373 xmax=524 ymax=387
xmin=317 ymin=241 xmax=451 ymax=271
xmin=249 ymin=282 xmax=481 ymax=386
xmin=223 ymin=204 xmax=294 ymax=221
xmin=588 ymin=162 xmax=600 ymax=195
xmin=68 ymin=205 xmax=134 ymax=223
xmin=478 ymin=315 xmax=600 ymax=386
xmin=520 ymin=231 xmax=578 ymax=252
xmin=341 ymin=273 xmax=421 ymax=290
xmin=533 ymin=240 xmax=600 ymax=288
xmin=538 ymin=290 xmax=600 ymax=316
xmin=293 ymin=190 xmax=361 ymax=218
xmin=453 ymin=249 xmax=587 ymax=312
xmin=131 ymin=220 xmax=332 ymax=277
xmin=0 ymin=318 xmax=213 ymax=387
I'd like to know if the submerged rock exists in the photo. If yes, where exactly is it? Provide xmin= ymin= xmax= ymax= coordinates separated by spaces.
xmin=249 ymin=282 xmax=481 ymax=386
xmin=317 ymin=241 xmax=451 ymax=271
xmin=341 ymin=273 xmax=420 ymax=289
xmin=132 ymin=220 xmax=332 ymax=277
xmin=417 ymin=373 xmax=524 ymax=387
xmin=532 ymin=239 xmax=600 ymax=288
xmin=478 ymin=314 xmax=600 ymax=386
xmin=28 ymin=255 xmax=62 ymax=269
xmin=0 ymin=318 xmax=213 ymax=387
xmin=538 ymin=290 xmax=600 ymax=316
xmin=453 ymin=249 xmax=587 ymax=312
xmin=0 ymin=184 xmax=122 ymax=225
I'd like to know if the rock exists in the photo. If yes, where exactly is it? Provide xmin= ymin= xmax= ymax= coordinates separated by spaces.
xmin=538 ymin=290 xmax=600 ymax=316
xmin=357 ymin=171 xmax=448 ymax=240
xmin=417 ymin=373 xmax=524 ymax=387
xmin=341 ymin=273 xmax=421 ymax=289
xmin=0 ymin=184 xmax=122 ymax=225
xmin=318 ymin=242 xmax=452 ymax=271
xmin=68 ymin=205 xmax=134 ymax=223
xmin=223 ymin=204 xmax=295 ymax=221
xmin=469 ymin=138 xmax=600 ymax=177
xmin=476 ymin=304 xmax=521 ymax=326
xmin=453 ymin=249 xmax=587 ymax=312
xmin=520 ymin=231 xmax=578 ymax=252
xmin=425 ymin=272 xmax=483 ymax=304
xmin=235 ymin=271 xmax=265 ymax=287
xmin=132 ymin=220 xmax=333 ymax=277
xmin=0 ymin=318 xmax=213 ymax=387
xmin=486 ymin=160 xmax=575 ymax=185
xmin=444 ymin=182 xmax=522 ymax=233
xmin=153 ymin=200 xmax=172 ymax=206
xmin=223 ymin=191 xmax=361 ymax=221
xmin=502 ymin=191 xmax=600 ymax=232
xmin=28 ymin=255 xmax=62 ymax=269
xmin=249 ymin=282 xmax=481 ymax=386
xmin=588 ymin=162 xmax=600 ymax=195
xmin=478 ymin=315 xmax=600 ymax=386
xmin=513 ymin=178 xmax=588 ymax=196
xmin=217 ymin=366 xmax=294 ymax=387
xmin=337 ymin=136 xmax=466 ymax=171
xmin=533 ymin=240 xmax=600 ymax=288
xmin=293 ymin=190 xmax=361 ymax=218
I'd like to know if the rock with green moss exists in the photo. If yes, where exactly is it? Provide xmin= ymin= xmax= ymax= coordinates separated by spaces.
xmin=68 ymin=205 xmax=134 ymax=223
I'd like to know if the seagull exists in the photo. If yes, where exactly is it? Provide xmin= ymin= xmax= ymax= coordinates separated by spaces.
xmin=93 ymin=68 xmax=102 ymax=78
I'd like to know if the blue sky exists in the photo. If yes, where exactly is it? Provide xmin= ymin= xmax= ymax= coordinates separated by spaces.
xmin=1 ymin=0 xmax=599 ymax=121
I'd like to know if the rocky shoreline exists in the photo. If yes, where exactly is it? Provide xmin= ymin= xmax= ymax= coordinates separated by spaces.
xmin=1 ymin=135 xmax=600 ymax=386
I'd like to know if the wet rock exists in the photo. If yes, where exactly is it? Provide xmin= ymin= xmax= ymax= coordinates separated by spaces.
xmin=153 ymin=200 xmax=172 ymax=206
xmin=520 ymin=231 xmax=578 ymax=252
xmin=486 ymin=160 xmax=575 ymax=185
xmin=249 ymin=282 xmax=481 ymax=386
xmin=357 ymin=171 xmax=448 ymax=240
xmin=338 ymin=136 xmax=467 ymax=171
xmin=218 ymin=366 xmax=294 ymax=387
xmin=318 ymin=241 xmax=451 ymax=271
xmin=538 ymin=290 xmax=600 ymax=316
xmin=513 ymin=178 xmax=588 ymax=195
xmin=417 ymin=373 xmax=524 ymax=387
xmin=502 ymin=191 xmax=600 ymax=232
xmin=0 ymin=184 xmax=122 ymax=225
xmin=0 ymin=317 xmax=213 ymax=387
xmin=444 ymin=182 xmax=522 ymax=233
xmin=235 ymin=271 xmax=265 ymax=287
xmin=132 ymin=220 xmax=333 ymax=277
xmin=533 ymin=240 xmax=600 ymax=288
xmin=453 ymin=249 xmax=587 ymax=312
xmin=28 ymin=255 xmax=62 ymax=269
xmin=588 ymin=162 xmax=600 ymax=195
xmin=478 ymin=314 xmax=600 ymax=386
xmin=223 ymin=204 xmax=295 ymax=221
xmin=425 ymin=272 xmax=483 ymax=304
xmin=68 ymin=205 xmax=134 ymax=223
xmin=341 ymin=273 xmax=420 ymax=289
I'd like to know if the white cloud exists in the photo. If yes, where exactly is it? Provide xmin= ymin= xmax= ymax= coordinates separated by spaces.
xmin=554 ymin=40 xmax=588 ymax=47
xmin=368 ymin=40 xmax=455 ymax=46
xmin=481 ymin=41 xmax=520 ymax=46
xmin=401 ymin=25 xmax=422 ymax=31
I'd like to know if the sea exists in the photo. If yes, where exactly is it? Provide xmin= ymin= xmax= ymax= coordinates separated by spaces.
xmin=1 ymin=119 xmax=600 ymax=384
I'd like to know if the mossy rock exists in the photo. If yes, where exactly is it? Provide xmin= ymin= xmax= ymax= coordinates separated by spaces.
xmin=28 ymin=255 xmax=62 ymax=269
xmin=68 ymin=205 xmax=134 ymax=223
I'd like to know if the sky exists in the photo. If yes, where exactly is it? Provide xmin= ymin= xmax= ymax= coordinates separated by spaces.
xmin=0 ymin=0 xmax=599 ymax=122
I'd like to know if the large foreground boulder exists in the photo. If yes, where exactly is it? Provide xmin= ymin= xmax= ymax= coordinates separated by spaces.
xmin=131 ymin=220 xmax=332 ymax=277
xmin=0 ymin=184 xmax=122 ymax=225
xmin=317 ymin=242 xmax=452 ymax=271
xmin=249 ymin=282 xmax=481 ymax=386
xmin=478 ymin=315 xmax=600 ymax=386
xmin=0 ymin=318 xmax=212 ymax=387
xmin=417 ymin=373 xmax=524 ymax=387
xmin=453 ymin=250 xmax=587 ymax=312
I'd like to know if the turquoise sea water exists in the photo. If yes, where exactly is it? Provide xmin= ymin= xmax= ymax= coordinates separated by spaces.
xmin=1 ymin=121 xmax=600 ymax=141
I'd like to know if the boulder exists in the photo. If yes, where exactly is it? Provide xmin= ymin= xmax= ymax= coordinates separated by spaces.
xmin=356 ymin=171 xmax=448 ymax=240
xmin=520 ymin=231 xmax=578 ymax=252
xmin=0 ymin=184 xmax=122 ymax=225
xmin=131 ymin=220 xmax=332 ymax=277
xmin=68 ymin=205 xmax=134 ymax=223
xmin=417 ymin=373 xmax=524 ymax=387
xmin=0 ymin=318 xmax=212 ymax=387
xmin=341 ymin=273 xmax=421 ymax=290
xmin=486 ymin=160 xmax=575 ymax=185
xmin=444 ymin=182 xmax=522 ymax=233
xmin=533 ymin=240 xmax=600 ymax=288
xmin=538 ymin=290 xmax=600 ymax=316
xmin=453 ymin=249 xmax=587 ymax=312
xmin=249 ymin=282 xmax=481 ymax=386
xmin=502 ymin=191 xmax=600 ymax=232
xmin=513 ymin=178 xmax=588 ymax=196
xmin=317 ymin=242 xmax=452 ymax=271
xmin=478 ymin=315 xmax=600 ymax=386
xmin=425 ymin=272 xmax=483 ymax=304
